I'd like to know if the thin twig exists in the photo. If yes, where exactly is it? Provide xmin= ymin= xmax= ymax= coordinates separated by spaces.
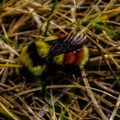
xmin=80 ymin=66 xmax=108 ymax=120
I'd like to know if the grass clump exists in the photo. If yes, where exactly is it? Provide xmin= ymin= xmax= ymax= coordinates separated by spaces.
xmin=0 ymin=0 xmax=120 ymax=119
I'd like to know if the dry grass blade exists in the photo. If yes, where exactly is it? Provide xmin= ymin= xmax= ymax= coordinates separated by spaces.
xmin=0 ymin=0 xmax=120 ymax=119
xmin=80 ymin=66 xmax=108 ymax=120
xmin=110 ymin=94 xmax=120 ymax=120
xmin=0 ymin=102 xmax=20 ymax=120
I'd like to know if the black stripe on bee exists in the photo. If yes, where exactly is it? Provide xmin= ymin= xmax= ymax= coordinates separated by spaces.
xmin=27 ymin=42 xmax=46 ymax=66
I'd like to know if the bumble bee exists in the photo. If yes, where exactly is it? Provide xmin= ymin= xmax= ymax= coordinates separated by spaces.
xmin=19 ymin=33 xmax=89 ymax=95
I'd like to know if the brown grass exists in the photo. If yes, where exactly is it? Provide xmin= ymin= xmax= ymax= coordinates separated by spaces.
xmin=0 ymin=0 xmax=120 ymax=119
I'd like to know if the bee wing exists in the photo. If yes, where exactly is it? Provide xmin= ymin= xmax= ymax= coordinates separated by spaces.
xmin=48 ymin=33 xmax=88 ymax=57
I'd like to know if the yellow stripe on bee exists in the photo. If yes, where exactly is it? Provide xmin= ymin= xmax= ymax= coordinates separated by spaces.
xmin=31 ymin=65 xmax=46 ymax=76
xmin=53 ymin=54 xmax=64 ymax=65
xmin=19 ymin=44 xmax=47 ymax=76
xmin=19 ymin=46 xmax=33 ymax=70
xmin=35 ymin=40 xmax=51 ymax=58
xmin=45 ymin=35 xmax=58 ymax=41
xmin=80 ymin=46 xmax=89 ymax=66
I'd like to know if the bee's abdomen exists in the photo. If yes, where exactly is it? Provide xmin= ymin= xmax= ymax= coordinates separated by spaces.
xmin=53 ymin=45 xmax=89 ymax=66
xmin=64 ymin=52 xmax=75 ymax=64
xmin=74 ymin=46 xmax=89 ymax=66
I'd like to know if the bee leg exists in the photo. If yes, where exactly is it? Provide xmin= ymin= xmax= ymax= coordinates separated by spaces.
xmin=65 ymin=64 xmax=81 ymax=78
xmin=20 ymin=66 xmax=36 ymax=82
xmin=40 ymin=69 xmax=48 ymax=97
xmin=40 ymin=65 xmax=54 ymax=97
xmin=40 ymin=63 xmax=64 ymax=97
xmin=41 ymin=80 xmax=46 ymax=97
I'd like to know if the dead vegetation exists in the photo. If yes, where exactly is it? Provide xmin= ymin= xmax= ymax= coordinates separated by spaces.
xmin=0 ymin=0 xmax=120 ymax=120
